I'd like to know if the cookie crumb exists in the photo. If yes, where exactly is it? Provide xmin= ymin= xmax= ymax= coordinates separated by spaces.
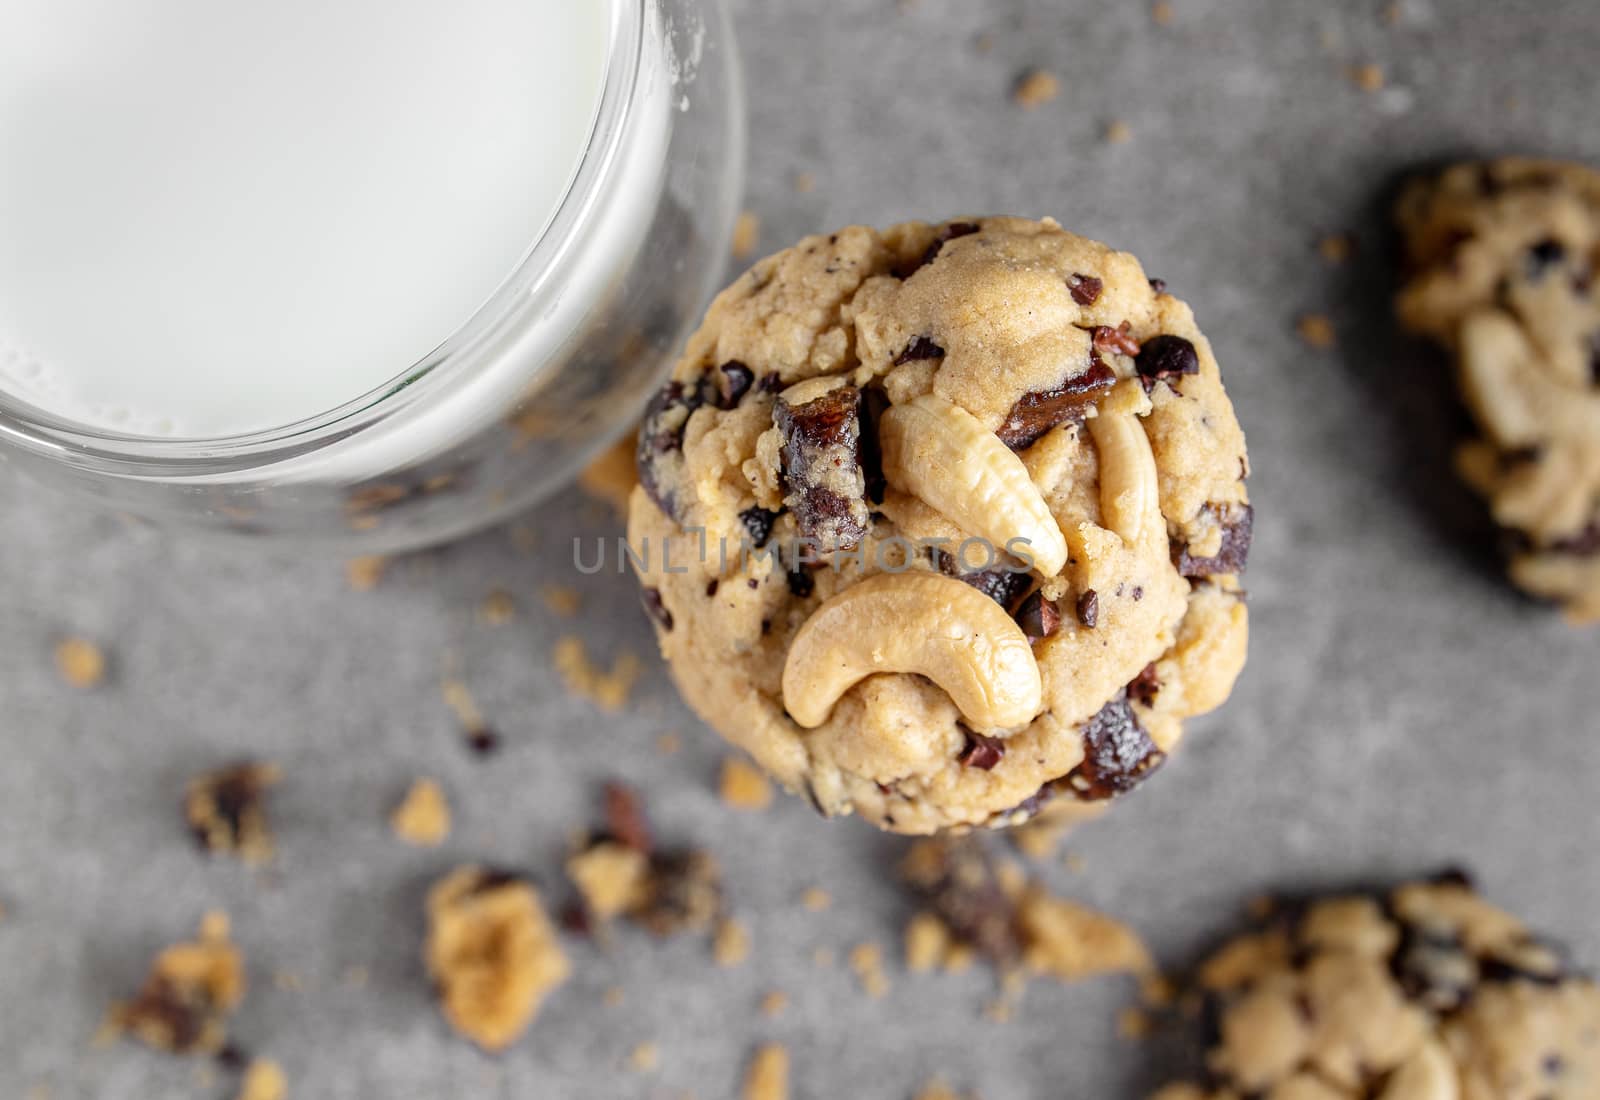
xmin=1296 ymin=313 xmax=1337 ymax=349
xmin=1012 ymin=69 xmax=1060 ymax=110
xmin=553 ymin=637 xmax=640 ymax=714
xmin=236 ymin=1059 xmax=287 ymax=1100
xmin=759 ymin=990 xmax=788 ymax=1018
xmin=603 ymin=986 xmax=626 ymax=1008
xmin=905 ymin=912 xmax=952 ymax=973
xmin=345 ymin=555 xmax=387 ymax=592
xmin=477 ymin=589 xmax=516 ymax=626
xmin=732 ymin=211 xmax=761 ymax=260
xmin=1317 ymin=232 xmax=1355 ymax=264
xmin=801 ymin=887 xmax=832 ymax=913
xmin=742 ymin=1043 xmax=789 ymax=1100
xmin=714 ymin=918 xmax=751 ymax=967
xmin=656 ymin=731 xmax=683 ymax=755
xmin=1349 ymin=61 xmax=1385 ymax=91
xmin=848 ymin=942 xmax=889 ymax=999
xmin=390 ymin=779 xmax=452 ymax=848
xmin=424 ymin=867 xmax=570 ymax=1052
xmin=1104 ymin=119 xmax=1133 ymax=144
xmin=54 ymin=637 xmax=106 ymax=689
xmin=794 ymin=172 xmax=817 ymax=194
xmin=718 ymin=757 xmax=773 ymax=811
xmin=1151 ymin=0 xmax=1174 ymax=25
xmin=627 ymin=1041 xmax=660 ymax=1073
xmin=578 ymin=433 xmax=639 ymax=517
xmin=105 ymin=911 xmax=245 ymax=1055
xmin=185 ymin=762 xmax=281 ymax=866
xmin=914 ymin=1081 xmax=966 ymax=1100
xmin=540 ymin=585 xmax=582 ymax=618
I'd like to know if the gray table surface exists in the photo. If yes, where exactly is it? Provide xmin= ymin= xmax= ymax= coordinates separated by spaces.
xmin=4 ymin=1 xmax=1600 ymax=1097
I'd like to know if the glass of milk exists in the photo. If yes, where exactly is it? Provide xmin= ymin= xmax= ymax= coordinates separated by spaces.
xmin=0 ymin=0 xmax=744 ymax=549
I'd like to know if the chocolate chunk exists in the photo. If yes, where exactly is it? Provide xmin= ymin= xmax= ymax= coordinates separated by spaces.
xmin=602 ymin=781 xmax=654 ymax=853
xmin=636 ymin=850 xmax=724 ymax=936
xmin=1174 ymin=503 xmax=1255 ymax=577
xmin=896 ymin=221 xmax=981 ymax=279
xmin=739 ymin=506 xmax=781 ymax=548
xmin=1526 ymin=238 xmax=1567 ymax=280
xmin=934 ymin=549 xmax=1033 ymax=610
xmin=1127 ymin=663 xmax=1161 ymax=708
xmin=702 ymin=361 xmax=755 ymax=409
xmin=1015 ymin=591 xmax=1060 ymax=640
xmin=1392 ymin=924 xmax=1478 ymax=1012
xmin=959 ymin=729 xmax=1007 ymax=770
xmin=901 ymin=838 xmax=1021 ymax=964
xmin=1134 ymin=334 xmax=1200 ymax=387
xmin=1067 ymin=273 xmax=1104 ymax=306
xmin=640 ymin=587 xmax=673 ymax=632
xmin=786 ymin=569 xmax=816 ymax=598
xmin=1076 ymin=589 xmax=1100 ymax=628
xmin=858 ymin=387 xmax=891 ymax=505
xmin=893 ymin=336 xmax=947 ymax=366
xmin=775 ymin=386 xmax=870 ymax=552
xmin=996 ymin=361 xmax=1117 ymax=449
xmin=1065 ymin=697 xmax=1166 ymax=800
xmin=758 ymin=371 xmax=783 ymax=393
xmin=1088 ymin=321 xmax=1142 ymax=359
xmin=637 ymin=381 xmax=702 ymax=520
xmin=1148 ymin=277 xmax=1168 ymax=294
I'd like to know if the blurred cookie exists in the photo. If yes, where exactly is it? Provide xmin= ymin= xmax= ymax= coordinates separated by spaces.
xmin=1154 ymin=873 xmax=1598 ymax=1099
xmin=1396 ymin=158 xmax=1600 ymax=623
xmin=628 ymin=216 xmax=1252 ymax=833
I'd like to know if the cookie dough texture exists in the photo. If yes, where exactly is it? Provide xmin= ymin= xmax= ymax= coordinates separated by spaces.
xmin=1154 ymin=875 xmax=1600 ymax=1100
xmin=628 ymin=216 xmax=1251 ymax=833
xmin=1396 ymin=158 xmax=1600 ymax=623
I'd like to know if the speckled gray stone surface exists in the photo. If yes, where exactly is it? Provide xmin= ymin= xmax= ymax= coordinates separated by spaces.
xmin=3 ymin=1 xmax=1599 ymax=1097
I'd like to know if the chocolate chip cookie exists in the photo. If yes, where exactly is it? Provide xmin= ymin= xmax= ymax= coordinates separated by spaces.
xmin=627 ymin=217 xmax=1252 ymax=833
xmin=1153 ymin=873 xmax=1599 ymax=1100
xmin=1396 ymin=158 xmax=1600 ymax=624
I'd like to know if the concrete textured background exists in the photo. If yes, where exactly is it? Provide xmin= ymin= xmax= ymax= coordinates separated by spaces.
xmin=3 ymin=1 xmax=1599 ymax=1097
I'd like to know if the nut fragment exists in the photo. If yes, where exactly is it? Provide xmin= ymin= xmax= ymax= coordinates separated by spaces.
xmin=1087 ymin=411 xmax=1160 ymax=546
xmin=880 ymin=394 xmax=1069 ymax=577
xmin=781 ymin=572 xmax=1043 ymax=731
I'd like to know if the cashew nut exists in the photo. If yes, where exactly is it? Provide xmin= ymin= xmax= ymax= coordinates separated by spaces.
xmin=781 ymin=572 xmax=1043 ymax=732
xmin=1087 ymin=410 xmax=1160 ymax=546
xmin=1377 ymin=1039 xmax=1459 ymax=1100
xmin=879 ymin=394 xmax=1069 ymax=577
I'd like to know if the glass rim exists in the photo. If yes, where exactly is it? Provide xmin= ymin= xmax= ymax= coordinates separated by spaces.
xmin=0 ymin=0 xmax=646 ymax=476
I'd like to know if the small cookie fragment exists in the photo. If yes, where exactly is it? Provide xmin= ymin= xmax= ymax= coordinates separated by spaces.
xmin=104 ymin=912 xmax=245 ymax=1055
xmin=742 ymin=1043 xmax=790 ymax=1100
xmin=1012 ymin=69 xmax=1061 ymax=109
xmin=390 ymin=779 xmax=452 ymax=847
xmin=732 ymin=211 xmax=761 ymax=259
xmin=236 ymin=1060 xmax=287 ymax=1100
xmin=185 ymin=762 xmax=282 ymax=867
xmin=1395 ymin=158 xmax=1600 ymax=623
xmin=719 ymin=757 xmax=774 ymax=811
xmin=1151 ymin=873 xmax=1599 ymax=1099
xmin=344 ymin=555 xmax=388 ymax=592
xmin=553 ymin=637 xmax=640 ymax=713
xmin=54 ymin=637 xmax=106 ymax=689
xmin=714 ymin=918 xmax=752 ymax=967
xmin=1296 ymin=312 xmax=1337 ymax=349
xmin=423 ymin=866 xmax=570 ymax=1052
xmin=849 ymin=942 xmax=890 ymax=999
xmin=566 ymin=783 xmax=724 ymax=936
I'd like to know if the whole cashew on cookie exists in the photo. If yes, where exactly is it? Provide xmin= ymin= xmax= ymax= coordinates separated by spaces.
xmin=781 ymin=572 xmax=1043 ymax=732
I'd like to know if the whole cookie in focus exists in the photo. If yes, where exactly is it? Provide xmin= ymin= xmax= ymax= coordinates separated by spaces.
xmin=1396 ymin=158 xmax=1600 ymax=624
xmin=627 ymin=216 xmax=1252 ymax=833
xmin=1153 ymin=874 xmax=1599 ymax=1100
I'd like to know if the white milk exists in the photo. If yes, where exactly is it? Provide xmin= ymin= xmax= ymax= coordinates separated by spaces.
xmin=0 ymin=0 xmax=611 ymax=438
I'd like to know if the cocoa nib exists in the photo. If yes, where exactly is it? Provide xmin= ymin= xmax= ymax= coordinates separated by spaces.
xmin=601 ymin=781 xmax=654 ymax=853
xmin=1076 ymin=589 xmax=1100 ymax=628
xmin=934 ymin=548 xmax=1032 ymax=610
xmin=996 ymin=361 xmax=1117 ymax=450
xmin=775 ymin=386 xmax=871 ymax=552
xmin=640 ymin=587 xmax=673 ymax=632
xmin=1015 ymin=591 xmax=1060 ymax=640
xmin=1087 ymin=321 xmax=1142 ymax=359
xmin=637 ymin=381 xmax=699 ymax=520
xmin=901 ymin=838 xmax=1021 ymax=964
xmin=1174 ymin=503 xmax=1255 ymax=577
xmin=786 ymin=568 xmax=816 ymax=598
xmin=1127 ymin=663 xmax=1161 ymax=708
xmin=896 ymin=221 xmax=981 ymax=279
xmin=1065 ymin=697 xmax=1165 ymax=800
xmin=1067 ymin=272 xmax=1104 ymax=306
xmin=893 ymin=336 xmax=947 ymax=366
xmin=1134 ymin=334 xmax=1200 ymax=388
xmin=959 ymin=729 xmax=1007 ymax=770
xmin=739 ymin=506 xmax=781 ymax=548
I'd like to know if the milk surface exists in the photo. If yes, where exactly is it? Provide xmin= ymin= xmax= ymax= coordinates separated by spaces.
xmin=0 ymin=0 xmax=610 ymax=437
